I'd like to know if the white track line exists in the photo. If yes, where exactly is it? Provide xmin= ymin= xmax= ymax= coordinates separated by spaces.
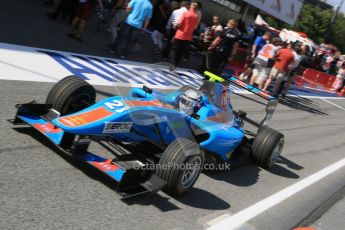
xmin=288 ymin=94 xmax=345 ymax=100
xmin=321 ymin=98 xmax=345 ymax=111
xmin=207 ymin=157 xmax=345 ymax=230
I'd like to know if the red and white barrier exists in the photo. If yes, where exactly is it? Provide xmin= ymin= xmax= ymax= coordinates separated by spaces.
xmin=293 ymin=68 xmax=345 ymax=96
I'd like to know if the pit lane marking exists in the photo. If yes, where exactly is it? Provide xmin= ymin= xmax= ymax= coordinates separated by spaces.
xmin=321 ymin=98 xmax=345 ymax=111
xmin=207 ymin=157 xmax=345 ymax=230
xmin=287 ymin=95 xmax=345 ymax=100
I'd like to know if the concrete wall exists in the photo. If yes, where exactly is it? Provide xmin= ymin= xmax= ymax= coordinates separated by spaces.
xmin=198 ymin=0 xmax=255 ymax=26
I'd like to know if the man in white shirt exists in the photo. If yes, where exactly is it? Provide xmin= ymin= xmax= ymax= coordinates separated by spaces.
xmin=166 ymin=1 xmax=189 ymax=30
xmin=162 ymin=1 xmax=189 ymax=59
xmin=249 ymin=37 xmax=281 ymax=89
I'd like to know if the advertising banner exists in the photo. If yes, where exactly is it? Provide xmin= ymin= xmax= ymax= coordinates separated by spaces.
xmin=244 ymin=0 xmax=303 ymax=25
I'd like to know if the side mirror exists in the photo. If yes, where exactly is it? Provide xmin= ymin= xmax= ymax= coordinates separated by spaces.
xmin=143 ymin=85 xmax=153 ymax=94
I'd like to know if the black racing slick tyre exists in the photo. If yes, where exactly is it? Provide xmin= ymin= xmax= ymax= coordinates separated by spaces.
xmin=156 ymin=138 xmax=204 ymax=196
xmin=251 ymin=127 xmax=285 ymax=169
xmin=46 ymin=75 xmax=96 ymax=115
xmin=46 ymin=75 xmax=76 ymax=104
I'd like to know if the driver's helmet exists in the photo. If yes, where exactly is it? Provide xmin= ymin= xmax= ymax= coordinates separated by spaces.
xmin=179 ymin=89 xmax=202 ymax=114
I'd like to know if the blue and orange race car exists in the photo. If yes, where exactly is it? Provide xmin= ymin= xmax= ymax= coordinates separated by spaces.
xmin=10 ymin=70 xmax=284 ymax=197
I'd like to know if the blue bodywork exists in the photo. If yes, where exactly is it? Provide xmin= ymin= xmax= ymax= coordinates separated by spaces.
xmin=40 ymin=81 xmax=245 ymax=161
xmin=12 ymin=72 xmax=280 ymax=193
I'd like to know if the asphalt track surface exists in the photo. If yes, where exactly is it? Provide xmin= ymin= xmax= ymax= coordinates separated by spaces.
xmin=1 ymin=1 xmax=345 ymax=229
xmin=1 ymin=79 xmax=345 ymax=230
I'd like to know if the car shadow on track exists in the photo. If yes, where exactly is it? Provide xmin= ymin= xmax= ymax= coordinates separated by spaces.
xmin=269 ymin=163 xmax=300 ymax=179
xmin=277 ymin=156 xmax=304 ymax=171
xmin=204 ymin=157 xmax=301 ymax=187
xmin=234 ymin=93 xmax=267 ymax=106
xmin=204 ymin=163 xmax=260 ymax=187
xmin=122 ymin=192 xmax=181 ymax=212
xmin=13 ymin=127 xmax=231 ymax=212
xmin=279 ymin=94 xmax=329 ymax=116
xmin=173 ymin=187 xmax=231 ymax=210
xmin=124 ymin=187 xmax=231 ymax=211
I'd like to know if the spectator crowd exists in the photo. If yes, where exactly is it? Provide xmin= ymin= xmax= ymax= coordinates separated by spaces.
xmin=44 ymin=0 xmax=345 ymax=97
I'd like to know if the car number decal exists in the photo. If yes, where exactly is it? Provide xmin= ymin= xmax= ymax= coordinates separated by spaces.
xmin=104 ymin=100 xmax=130 ymax=113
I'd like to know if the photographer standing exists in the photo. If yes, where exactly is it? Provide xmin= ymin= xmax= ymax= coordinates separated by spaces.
xmin=208 ymin=19 xmax=241 ymax=75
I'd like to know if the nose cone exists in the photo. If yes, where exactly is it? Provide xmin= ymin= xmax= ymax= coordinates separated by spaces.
xmin=54 ymin=106 xmax=113 ymax=129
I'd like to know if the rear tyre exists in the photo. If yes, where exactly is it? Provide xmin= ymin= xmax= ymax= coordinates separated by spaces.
xmin=156 ymin=138 xmax=204 ymax=196
xmin=251 ymin=127 xmax=284 ymax=169
xmin=46 ymin=76 xmax=96 ymax=115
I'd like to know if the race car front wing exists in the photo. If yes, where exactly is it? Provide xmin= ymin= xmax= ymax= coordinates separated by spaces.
xmin=8 ymin=101 xmax=166 ymax=198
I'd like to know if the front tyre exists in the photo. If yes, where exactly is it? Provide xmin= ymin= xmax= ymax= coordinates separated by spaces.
xmin=46 ymin=75 xmax=96 ymax=115
xmin=156 ymin=138 xmax=204 ymax=196
xmin=251 ymin=127 xmax=284 ymax=169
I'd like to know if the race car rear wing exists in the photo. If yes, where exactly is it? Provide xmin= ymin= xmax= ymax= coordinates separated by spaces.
xmin=204 ymin=71 xmax=276 ymax=101
xmin=204 ymin=71 xmax=279 ymax=129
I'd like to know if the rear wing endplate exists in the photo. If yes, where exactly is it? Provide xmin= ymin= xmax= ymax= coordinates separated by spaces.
xmin=204 ymin=71 xmax=278 ymax=129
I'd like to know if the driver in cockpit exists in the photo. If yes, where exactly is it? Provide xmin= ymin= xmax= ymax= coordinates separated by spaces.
xmin=178 ymin=89 xmax=203 ymax=114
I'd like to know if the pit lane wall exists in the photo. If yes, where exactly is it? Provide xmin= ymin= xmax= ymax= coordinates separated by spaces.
xmin=0 ymin=43 xmax=210 ymax=90
xmin=2 ymin=42 xmax=342 ymax=98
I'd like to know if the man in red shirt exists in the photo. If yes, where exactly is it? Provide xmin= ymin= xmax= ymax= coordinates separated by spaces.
xmin=262 ymin=44 xmax=295 ymax=97
xmin=170 ymin=2 xmax=199 ymax=68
